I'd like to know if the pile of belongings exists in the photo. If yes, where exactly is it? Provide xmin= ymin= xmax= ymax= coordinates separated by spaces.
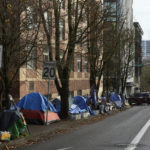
xmin=0 ymin=131 xmax=11 ymax=141
xmin=0 ymin=109 xmax=28 ymax=140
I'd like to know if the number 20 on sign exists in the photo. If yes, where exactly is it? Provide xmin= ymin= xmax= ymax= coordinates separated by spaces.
xmin=42 ymin=62 xmax=56 ymax=80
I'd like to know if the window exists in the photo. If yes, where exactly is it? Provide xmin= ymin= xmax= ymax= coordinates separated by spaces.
xmin=26 ymin=6 xmax=37 ymax=29
xmin=29 ymin=81 xmax=34 ymax=91
xmin=104 ymin=1 xmax=116 ymax=21
xmin=71 ymin=58 xmax=74 ymax=72
xmin=70 ymin=91 xmax=74 ymax=98
xmin=27 ymin=44 xmax=37 ymax=69
xmin=77 ymin=55 xmax=82 ymax=72
xmin=85 ymin=12 xmax=88 ymax=25
xmin=84 ymin=38 xmax=88 ymax=49
xmin=72 ymin=0 xmax=75 ymax=8
xmin=77 ymin=29 xmax=82 ymax=46
xmin=60 ymin=50 xmax=64 ymax=61
xmin=71 ymin=0 xmax=76 ymax=15
xmin=59 ymin=19 xmax=65 ymax=40
xmin=43 ymin=46 xmax=49 ymax=62
xmin=104 ymin=1 xmax=116 ymax=14
xmin=77 ymin=90 xmax=82 ymax=96
xmin=44 ymin=11 xmax=52 ymax=33
xmin=78 ymin=4 xmax=81 ymax=17
xmin=84 ymin=57 xmax=88 ymax=72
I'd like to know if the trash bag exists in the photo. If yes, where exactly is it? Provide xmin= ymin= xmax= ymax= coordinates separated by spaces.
xmin=8 ymin=117 xmax=28 ymax=139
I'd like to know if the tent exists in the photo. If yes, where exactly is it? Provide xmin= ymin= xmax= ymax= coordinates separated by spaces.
xmin=17 ymin=93 xmax=60 ymax=124
xmin=109 ymin=93 xmax=124 ymax=109
xmin=69 ymin=104 xmax=81 ymax=114
xmin=73 ymin=96 xmax=88 ymax=112
xmin=52 ymin=98 xmax=61 ymax=116
xmin=70 ymin=96 xmax=94 ymax=115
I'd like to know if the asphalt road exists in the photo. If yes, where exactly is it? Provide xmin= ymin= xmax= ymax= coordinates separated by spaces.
xmin=17 ymin=105 xmax=150 ymax=150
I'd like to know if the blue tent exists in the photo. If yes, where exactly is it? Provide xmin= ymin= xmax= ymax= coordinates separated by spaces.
xmin=52 ymin=98 xmax=61 ymax=115
xmin=17 ymin=93 xmax=57 ymax=112
xmin=71 ymin=96 xmax=94 ymax=115
xmin=73 ymin=96 xmax=88 ymax=112
xmin=109 ymin=93 xmax=124 ymax=108
xmin=69 ymin=104 xmax=81 ymax=114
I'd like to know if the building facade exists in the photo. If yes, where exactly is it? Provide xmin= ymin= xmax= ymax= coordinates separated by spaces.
xmin=133 ymin=22 xmax=143 ymax=93
xmin=121 ymin=0 xmax=135 ymax=96
xmin=14 ymin=0 xmax=104 ymax=105
xmin=142 ymin=40 xmax=150 ymax=59
xmin=103 ymin=0 xmax=134 ymax=96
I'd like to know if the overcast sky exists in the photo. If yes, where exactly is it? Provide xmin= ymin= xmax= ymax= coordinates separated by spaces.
xmin=133 ymin=0 xmax=150 ymax=40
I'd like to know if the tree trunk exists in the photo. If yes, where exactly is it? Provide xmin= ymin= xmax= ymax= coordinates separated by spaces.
xmin=60 ymin=85 xmax=69 ymax=119
xmin=90 ymin=67 xmax=96 ymax=89
xmin=60 ymin=69 xmax=69 ymax=119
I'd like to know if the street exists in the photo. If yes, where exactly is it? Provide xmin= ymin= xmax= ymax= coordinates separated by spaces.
xmin=16 ymin=105 xmax=150 ymax=150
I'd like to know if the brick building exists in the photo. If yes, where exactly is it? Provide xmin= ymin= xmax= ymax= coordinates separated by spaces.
xmin=11 ymin=0 xmax=103 ymax=105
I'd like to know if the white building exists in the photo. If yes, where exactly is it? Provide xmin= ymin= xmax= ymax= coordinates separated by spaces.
xmin=142 ymin=40 xmax=150 ymax=59
xmin=121 ymin=0 xmax=133 ymax=29
xmin=121 ymin=0 xmax=135 ymax=96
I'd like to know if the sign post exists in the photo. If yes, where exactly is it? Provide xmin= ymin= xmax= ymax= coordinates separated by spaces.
xmin=0 ymin=45 xmax=3 ymax=68
xmin=42 ymin=62 xmax=56 ymax=125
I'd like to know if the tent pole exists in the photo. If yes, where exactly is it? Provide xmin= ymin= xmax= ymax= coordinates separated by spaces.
xmin=46 ymin=80 xmax=50 ymax=125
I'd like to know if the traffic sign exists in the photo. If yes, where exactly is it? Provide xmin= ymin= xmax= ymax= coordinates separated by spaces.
xmin=42 ymin=62 xmax=56 ymax=79
xmin=0 ymin=45 xmax=3 ymax=68
xmin=135 ymin=64 xmax=143 ymax=67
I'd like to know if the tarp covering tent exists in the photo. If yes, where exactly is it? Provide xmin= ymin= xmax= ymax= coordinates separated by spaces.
xmin=17 ymin=93 xmax=56 ymax=112
xmin=69 ymin=104 xmax=81 ymax=114
xmin=109 ymin=93 xmax=124 ymax=108
xmin=17 ymin=93 xmax=60 ymax=124
xmin=52 ymin=98 xmax=61 ymax=116
xmin=73 ymin=96 xmax=88 ymax=112
xmin=70 ymin=96 xmax=94 ymax=115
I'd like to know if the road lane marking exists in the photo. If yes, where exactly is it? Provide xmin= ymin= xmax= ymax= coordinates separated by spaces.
xmin=57 ymin=147 xmax=72 ymax=150
xmin=125 ymin=119 xmax=150 ymax=150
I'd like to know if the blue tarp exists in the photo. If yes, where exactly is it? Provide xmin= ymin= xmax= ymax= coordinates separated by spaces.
xmin=52 ymin=98 xmax=61 ymax=115
xmin=17 ymin=93 xmax=57 ymax=112
xmin=69 ymin=95 xmax=94 ymax=115
xmin=69 ymin=104 xmax=81 ymax=114
xmin=73 ymin=96 xmax=88 ymax=112
xmin=109 ymin=93 xmax=124 ymax=108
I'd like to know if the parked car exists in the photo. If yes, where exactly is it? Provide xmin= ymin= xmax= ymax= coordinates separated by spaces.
xmin=128 ymin=92 xmax=150 ymax=105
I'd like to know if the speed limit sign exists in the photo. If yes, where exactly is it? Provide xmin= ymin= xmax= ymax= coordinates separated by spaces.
xmin=42 ymin=62 xmax=56 ymax=79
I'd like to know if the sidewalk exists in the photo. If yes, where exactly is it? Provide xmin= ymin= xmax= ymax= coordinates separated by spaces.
xmin=0 ymin=108 xmax=129 ymax=150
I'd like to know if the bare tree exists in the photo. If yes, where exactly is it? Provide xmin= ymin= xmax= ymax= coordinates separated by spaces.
xmin=88 ymin=0 xmax=128 ymax=100
xmin=39 ymin=0 xmax=110 ymax=118
xmin=102 ymin=1 xmax=132 ymax=99
xmin=120 ymin=29 xmax=134 ymax=95
xmin=0 ymin=0 xmax=40 ymax=109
